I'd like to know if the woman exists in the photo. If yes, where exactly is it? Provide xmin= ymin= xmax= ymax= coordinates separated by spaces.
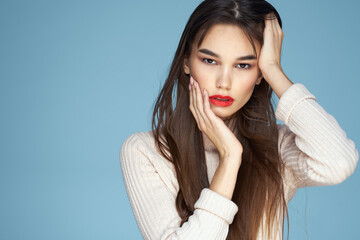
xmin=120 ymin=0 xmax=359 ymax=239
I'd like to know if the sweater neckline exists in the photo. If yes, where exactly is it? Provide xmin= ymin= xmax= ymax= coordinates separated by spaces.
xmin=203 ymin=132 xmax=218 ymax=152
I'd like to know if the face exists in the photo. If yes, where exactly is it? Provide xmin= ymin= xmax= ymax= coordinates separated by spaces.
xmin=184 ymin=23 xmax=262 ymax=120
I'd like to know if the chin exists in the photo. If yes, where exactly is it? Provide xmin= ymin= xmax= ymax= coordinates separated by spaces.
xmin=213 ymin=109 xmax=236 ymax=120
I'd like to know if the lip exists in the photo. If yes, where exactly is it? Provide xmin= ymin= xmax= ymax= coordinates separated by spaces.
xmin=209 ymin=95 xmax=234 ymax=107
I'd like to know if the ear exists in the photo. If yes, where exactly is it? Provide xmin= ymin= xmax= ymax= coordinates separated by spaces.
xmin=255 ymin=72 xmax=262 ymax=85
xmin=183 ymin=58 xmax=190 ymax=75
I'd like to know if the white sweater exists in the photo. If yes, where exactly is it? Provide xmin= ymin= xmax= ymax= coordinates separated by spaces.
xmin=120 ymin=83 xmax=359 ymax=240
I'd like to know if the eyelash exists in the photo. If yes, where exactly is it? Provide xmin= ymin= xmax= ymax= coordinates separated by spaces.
xmin=202 ymin=58 xmax=251 ymax=69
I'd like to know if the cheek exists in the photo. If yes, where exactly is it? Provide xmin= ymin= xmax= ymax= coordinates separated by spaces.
xmin=189 ymin=61 xmax=213 ymax=88
xmin=238 ymin=71 xmax=259 ymax=88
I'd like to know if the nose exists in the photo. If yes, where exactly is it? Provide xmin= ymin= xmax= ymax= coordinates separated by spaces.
xmin=216 ymin=66 xmax=232 ymax=90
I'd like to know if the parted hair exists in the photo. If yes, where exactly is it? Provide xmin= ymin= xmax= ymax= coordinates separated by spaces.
xmin=151 ymin=0 xmax=289 ymax=239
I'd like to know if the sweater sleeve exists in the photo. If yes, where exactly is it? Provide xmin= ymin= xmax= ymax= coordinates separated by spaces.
xmin=120 ymin=133 xmax=238 ymax=240
xmin=275 ymin=83 xmax=359 ymax=189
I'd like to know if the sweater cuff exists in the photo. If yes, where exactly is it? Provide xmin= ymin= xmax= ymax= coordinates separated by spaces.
xmin=194 ymin=188 xmax=238 ymax=225
xmin=275 ymin=83 xmax=317 ymax=125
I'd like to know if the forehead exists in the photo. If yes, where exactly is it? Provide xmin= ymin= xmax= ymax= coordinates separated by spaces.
xmin=193 ymin=23 xmax=259 ymax=55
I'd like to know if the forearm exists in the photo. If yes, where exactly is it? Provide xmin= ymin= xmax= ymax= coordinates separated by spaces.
xmin=262 ymin=66 xmax=294 ymax=99
xmin=276 ymin=83 xmax=359 ymax=187
xmin=210 ymin=155 xmax=242 ymax=200
xmin=121 ymin=133 xmax=239 ymax=240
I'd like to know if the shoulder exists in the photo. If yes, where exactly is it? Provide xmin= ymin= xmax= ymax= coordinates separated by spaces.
xmin=120 ymin=130 xmax=161 ymax=164
xmin=121 ymin=130 xmax=154 ymax=151
xmin=120 ymin=130 xmax=178 ymax=192
xmin=122 ymin=130 xmax=154 ymax=144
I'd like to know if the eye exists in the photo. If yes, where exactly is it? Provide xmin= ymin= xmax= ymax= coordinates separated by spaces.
xmin=236 ymin=63 xmax=251 ymax=69
xmin=202 ymin=58 xmax=217 ymax=65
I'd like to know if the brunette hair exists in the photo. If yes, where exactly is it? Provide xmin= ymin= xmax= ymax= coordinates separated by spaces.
xmin=151 ymin=0 xmax=289 ymax=239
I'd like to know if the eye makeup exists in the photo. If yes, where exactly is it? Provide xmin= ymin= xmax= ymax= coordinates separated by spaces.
xmin=201 ymin=57 xmax=252 ymax=70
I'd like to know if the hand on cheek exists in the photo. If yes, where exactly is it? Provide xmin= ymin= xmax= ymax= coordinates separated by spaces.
xmin=189 ymin=76 xmax=211 ymax=129
xmin=188 ymin=76 xmax=244 ymax=158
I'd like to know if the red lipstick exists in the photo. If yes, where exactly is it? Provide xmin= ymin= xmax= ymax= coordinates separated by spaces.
xmin=209 ymin=95 xmax=234 ymax=107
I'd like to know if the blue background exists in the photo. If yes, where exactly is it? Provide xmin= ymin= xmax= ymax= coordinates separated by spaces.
xmin=1 ymin=0 xmax=359 ymax=239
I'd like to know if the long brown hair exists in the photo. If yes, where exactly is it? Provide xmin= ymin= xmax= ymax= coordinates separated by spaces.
xmin=151 ymin=0 xmax=289 ymax=239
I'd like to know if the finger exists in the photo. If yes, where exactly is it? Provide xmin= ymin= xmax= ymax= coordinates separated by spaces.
xmin=270 ymin=15 xmax=283 ymax=55
xmin=270 ymin=12 xmax=276 ymax=20
xmin=276 ymin=19 xmax=284 ymax=38
xmin=272 ymin=17 xmax=283 ymax=39
xmin=264 ymin=13 xmax=274 ymax=38
xmin=269 ymin=13 xmax=277 ymax=37
xmin=189 ymin=79 xmax=201 ymax=124
xmin=192 ymin=78 xmax=208 ymax=130
xmin=267 ymin=13 xmax=283 ymax=51
xmin=191 ymin=77 xmax=199 ymax=115
xmin=270 ymin=13 xmax=283 ymax=38
xmin=194 ymin=81 xmax=211 ymax=127
xmin=265 ymin=12 xmax=272 ymax=20
xmin=264 ymin=12 xmax=276 ymax=36
xmin=190 ymin=77 xmax=204 ymax=128
xmin=202 ymin=88 xmax=218 ymax=122
xmin=264 ymin=13 xmax=271 ymax=30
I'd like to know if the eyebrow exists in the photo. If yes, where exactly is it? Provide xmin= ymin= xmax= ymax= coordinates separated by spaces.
xmin=198 ymin=48 xmax=257 ymax=60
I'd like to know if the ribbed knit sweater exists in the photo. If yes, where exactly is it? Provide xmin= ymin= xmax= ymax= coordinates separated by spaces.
xmin=120 ymin=83 xmax=359 ymax=240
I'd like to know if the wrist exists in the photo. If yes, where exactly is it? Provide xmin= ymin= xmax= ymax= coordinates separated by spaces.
xmin=220 ymin=153 xmax=242 ymax=169
xmin=260 ymin=67 xmax=293 ymax=99
xmin=260 ymin=64 xmax=283 ymax=79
